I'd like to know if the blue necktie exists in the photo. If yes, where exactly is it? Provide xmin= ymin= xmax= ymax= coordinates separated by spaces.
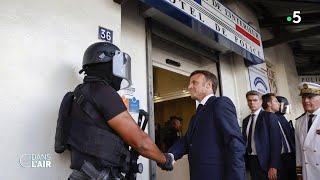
xmin=247 ymin=114 xmax=255 ymax=154
xmin=308 ymin=114 xmax=314 ymax=132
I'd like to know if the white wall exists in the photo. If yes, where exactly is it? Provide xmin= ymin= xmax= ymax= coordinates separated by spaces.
xmin=219 ymin=53 xmax=251 ymax=125
xmin=0 ymin=0 xmax=121 ymax=179
xmin=152 ymin=37 xmax=218 ymax=78
xmin=260 ymin=28 xmax=303 ymax=121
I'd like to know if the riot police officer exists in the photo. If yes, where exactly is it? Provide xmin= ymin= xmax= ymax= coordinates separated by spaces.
xmin=67 ymin=42 xmax=173 ymax=179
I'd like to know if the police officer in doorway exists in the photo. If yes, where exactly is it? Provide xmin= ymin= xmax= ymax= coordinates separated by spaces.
xmin=67 ymin=42 xmax=173 ymax=179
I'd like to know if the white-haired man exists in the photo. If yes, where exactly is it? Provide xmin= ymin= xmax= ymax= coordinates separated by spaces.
xmin=295 ymin=82 xmax=320 ymax=180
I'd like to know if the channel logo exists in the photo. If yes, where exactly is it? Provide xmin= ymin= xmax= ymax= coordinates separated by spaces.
xmin=19 ymin=153 xmax=51 ymax=168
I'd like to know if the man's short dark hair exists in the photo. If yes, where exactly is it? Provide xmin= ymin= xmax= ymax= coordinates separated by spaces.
xmin=190 ymin=70 xmax=218 ymax=94
xmin=169 ymin=116 xmax=182 ymax=121
xmin=166 ymin=116 xmax=182 ymax=127
xmin=262 ymin=93 xmax=276 ymax=110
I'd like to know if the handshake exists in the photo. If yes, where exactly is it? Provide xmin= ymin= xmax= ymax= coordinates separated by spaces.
xmin=157 ymin=153 xmax=175 ymax=171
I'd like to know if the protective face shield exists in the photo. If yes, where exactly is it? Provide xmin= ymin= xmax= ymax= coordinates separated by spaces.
xmin=112 ymin=50 xmax=132 ymax=90
xmin=279 ymin=102 xmax=291 ymax=114
xmin=276 ymin=96 xmax=291 ymax=115
xmin=80 ymin=42 xmax=132 ymax=90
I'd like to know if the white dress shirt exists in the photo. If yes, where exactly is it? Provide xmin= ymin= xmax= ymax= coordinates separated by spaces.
xmin=246 ymin=108 xmax=262 ymax=155
xmin=198 ymin=94 xmax=214 ymax=106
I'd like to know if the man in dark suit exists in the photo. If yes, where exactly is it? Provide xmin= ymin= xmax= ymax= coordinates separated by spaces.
xmin=242 ymin=91 xmax=282 ymax=180
xmin=262 ymin=93 xmax=296 ymax=180
xmin=168 ymin=70 xmax=246 ymax=180
xmin=276 ymin=96 xmax=296 ymax=180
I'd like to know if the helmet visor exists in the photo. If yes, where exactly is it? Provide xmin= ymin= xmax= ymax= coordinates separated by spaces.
xmin=279 ymin=102 xmax=291 ymax=114
xmin=113 ymin=50 xmax=132 ymax=89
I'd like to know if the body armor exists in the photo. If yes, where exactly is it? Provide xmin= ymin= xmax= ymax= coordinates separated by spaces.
xmin=67 ymin=80 xmax=130 ymax=172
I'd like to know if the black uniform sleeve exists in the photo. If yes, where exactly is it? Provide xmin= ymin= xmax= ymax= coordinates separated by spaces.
xmin=91 ymin=83 xmax=127 ymax=121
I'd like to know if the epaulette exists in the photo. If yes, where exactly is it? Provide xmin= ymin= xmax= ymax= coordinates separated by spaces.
xmin=295 ymin=112 xmax=306 ymax=120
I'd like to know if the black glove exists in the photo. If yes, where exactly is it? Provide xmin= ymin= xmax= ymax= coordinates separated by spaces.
xmin=158 ymin=153 xmax=173 ymax=171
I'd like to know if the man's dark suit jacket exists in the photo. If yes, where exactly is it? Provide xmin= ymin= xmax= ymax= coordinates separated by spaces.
xmin=242 ymin=110 xmax=282 ymax=172
xmin=168 ymin=96 xmax=246 ymax=180
xmin=277 ymin=114 xmax=295 ymax=154
xmin=276 ymin=114 xmax=296 ymax=180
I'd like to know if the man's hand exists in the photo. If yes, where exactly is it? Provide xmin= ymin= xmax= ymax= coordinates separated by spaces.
xmin=158 ymin=153 xmax=174 ymax=171
xmin=268 ymin=168 xmax=277 ymax=180
xmin=167 ymin=153 xmax=176 ymax=166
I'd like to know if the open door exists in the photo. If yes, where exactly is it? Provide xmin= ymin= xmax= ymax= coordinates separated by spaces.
xmin=151 ymin=36 xmax=218 ymax=180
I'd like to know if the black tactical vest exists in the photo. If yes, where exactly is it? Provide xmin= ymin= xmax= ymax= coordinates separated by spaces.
xmin=67 ymin=80 xmax=130 ymax=172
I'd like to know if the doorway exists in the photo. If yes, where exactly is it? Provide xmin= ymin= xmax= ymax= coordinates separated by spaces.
xmin=153 ymin=67 xmax=193 ymax=180
xmin=153 ymin=67 xmax=195 ymax=151
xmin=150 ymin=34 xmax=219 ymax=180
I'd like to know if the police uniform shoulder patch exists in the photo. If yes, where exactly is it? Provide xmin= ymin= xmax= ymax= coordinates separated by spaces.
xmin=295 ymin=112 xmax=306 ymax=120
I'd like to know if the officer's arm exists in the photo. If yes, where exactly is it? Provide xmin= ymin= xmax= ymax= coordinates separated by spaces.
xmin=107 ymin=110 xmax=166 ymax=165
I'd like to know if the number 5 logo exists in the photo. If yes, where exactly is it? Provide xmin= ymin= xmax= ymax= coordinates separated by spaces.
xmin=292 ymin=11 xmax=301 ymax=24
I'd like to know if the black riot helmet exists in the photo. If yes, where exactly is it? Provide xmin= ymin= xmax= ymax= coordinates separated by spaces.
xmin=276 ymin=96 xmax=291 ymax=115
xmin=79 ymin=42 xmax=132 ymax=90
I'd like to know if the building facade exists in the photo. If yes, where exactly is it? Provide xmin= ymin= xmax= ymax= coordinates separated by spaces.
xmin=0 ymin=0 xmax=303 ymax=179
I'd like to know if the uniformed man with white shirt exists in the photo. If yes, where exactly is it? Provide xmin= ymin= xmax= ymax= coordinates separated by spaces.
xmin=295 ymin=82 xmax=320 ymax=180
